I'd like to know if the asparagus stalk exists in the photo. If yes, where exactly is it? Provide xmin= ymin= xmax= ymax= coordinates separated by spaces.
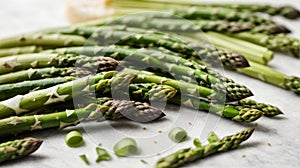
xmin=168 ymin=95 xmax=263 ymax=122
xmin=0 ymin=137 xmax=42 ymax=163
xmin=0 ymin=71 xmax=131 ymax=118
xmin=125 ymin=68 xmax=253 ymax=102
xmin=0 ymin=53 xmax=119 ymax=75
xmin=41 ymin=26 xmax=249 ymax=69
xmin=29 ymin=82 xmax=177 ymax=115
xmin=0 ymin=67 xmax=91 ymax=85
xmin=237 ymin=61 xmax=300 ymax=95
xmin=112 ymin=0 xmax=300 ymax=19
xmin=156 ymin=128 xmax=255 ymax=168
xmin=0 ymin=34 xmax=86 ymax=49
xmin=0 ymin=98 xmax=165 ymax=137
xmin=230 ymin=32 xmax=300 ymax=58
xmin=200 ymin=32 xmax=274 ymax=64
xmin=0 ymin=46 xmax=43 ymax=57
xmin=0 ymin=77 xmax=75 ymax=101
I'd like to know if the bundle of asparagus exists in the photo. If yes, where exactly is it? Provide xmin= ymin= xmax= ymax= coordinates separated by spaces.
xmin=1 ymin=1 xmax=298 ymax=165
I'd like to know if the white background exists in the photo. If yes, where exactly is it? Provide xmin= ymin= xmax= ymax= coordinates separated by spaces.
xmin=1 ymin=0 xmax=300 ymax=167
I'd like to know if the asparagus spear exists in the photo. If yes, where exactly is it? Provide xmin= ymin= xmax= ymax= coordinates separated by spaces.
xmin=0 ymin=46 xmax=43 ymax=57
xmin=0 ymin=77 xmax=75 ymax=101
xmin=41 ymin=26 xmax=249 ymax=69
xmin=0 ymin=53 xmax=119 ymax=75
xmin=0 ymin=71 xmax=132 ymax=119
xmin=0 ymin=33 xmax=86 ymax=49
xmin=237 ymin=61 xmax=300 ymax=95
xmin=0 ymin=67 xmax=91 ymax=85
xmin=168 ymin=95 xmax=263 ymax=122
xmin=112 ymin=0 xmax=300 ymax=19
xmin=0 ymin=137 xmax=42 ymax=163
xmin=125 ymin=68 xmax=253 ymax=102
xmin=156 ymin=128 xmax=255 ymax=168
xmin=192 ymin=32 xmax=274 ymax=65
xmin=0 ymin=98 xmax=165 ymax=137
xmin=230 ymin=32 xmax=300 ymax=58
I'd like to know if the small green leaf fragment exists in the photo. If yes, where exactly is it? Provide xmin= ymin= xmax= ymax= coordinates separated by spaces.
xmin=66 ymin=130 xmax=83 ymax=147
xmin=113 ymin=138 xmax=138 ymax=157
xmin=207 ymin=131 xmax=219 ymax=143
xmin=140 ymin=159 xmax=148 ymax=164
xmin=79 ymin=154 xmax=90 ymax=165
xmin=193 ymin=138 xmax=202 ymax=147
xmin=168 ymin=127 xmax=188 ymax=143
xmin=96 ymin=147 xmax=111 ymax=163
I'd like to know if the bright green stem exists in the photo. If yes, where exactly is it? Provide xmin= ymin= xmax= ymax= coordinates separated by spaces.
xmin=0 ymin=77 xmax=75 ymax=101
xmin=0 ymin=34 xmax=86 ymax=49
xmin=168 ymin=94 xmax=263 ymax=122
xmin=0 ymin=67 xmax=89 ymax=85
xmin=0 ymin=46 xmax=43 ymax=57
xmin=230 ymin=32 xmax=300 ymax=58
xmin=0 ymin=98 xmax=165 ymax=137
xmin=203 ymin=32 xmax=274 ymax=64
xmin=237 ymin=61 xmax=300 ymax=95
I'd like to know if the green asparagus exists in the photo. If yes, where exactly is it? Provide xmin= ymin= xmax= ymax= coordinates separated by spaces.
xmin=230 ymin=32 xmax=300 ymax=58
xmin=0 ymin=53 xmax=119 ymax=75
xmin=0 ymin=67 xmax=91 ymax=85
xmin=0 ymin=77 xmax=75 ymax=101
xmin=0 ymin=137 xmax=42 ymax=163
xmin=112 ymin=0 xmax=300 ymax=19
xmin=156 ymin=128 xmax=255 ymax=168
xmin=168 ymin=95 xmax=263 ymax=122
xmin=0 ymin=46 xmax=43 ymax=57
xmin=237 ymin=61 xmax=300 ymax=95
xmin=0 ymin=33 xmax=86 ymax=49
xmin=0 ymin=98 xmax=165 ymax=137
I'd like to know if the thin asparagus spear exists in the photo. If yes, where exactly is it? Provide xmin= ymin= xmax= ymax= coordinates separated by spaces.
xmin=0 ymin=67 xmax=91 ymax=85
xmin=0 ymin=77 xmax=75 ymax=101
xmin=125 ymin=68 xmax=253 ymax=102
xmin=237 ymin=61 xmax=300 ymax=95
xmin=168 ymin=95 xmax=263 ymax=122
xmin=112 ymin=0 xmax=300 ymax=19
xmin=0 ymin=46 xmax=43 ymax=57
xmin=0 ymin=137 xmax=42 ymax=163
xmin=0 ymin=34 xmax=86 ymax=49
xmin=0 ymin=53 xmax=118 ymax=75
xmin=230 ymin=32 xmax=300 ymax=58
xmin=0 ymin=98 xmax=165 ymax=137
xmin=156 ymin=128 xmax=255 ymax=168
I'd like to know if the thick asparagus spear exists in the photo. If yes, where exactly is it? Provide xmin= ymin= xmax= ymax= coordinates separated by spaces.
xmin=0 ymin=46 xmax=43 ymax=57
xmin=237 ymin=61 xmax=300 ymax=95
xmin=0 ymin=98 xmax=165 ymax=137
xmin=0 ymin=137 xmax=42 ymax=163
xmin=0 ymin=71 xmax=132 ymax=119
xmin=168 ymin=95 xmax=263 ymax=122
xmin=0 ymin=53 xmax=119 ymax=75
xmin=230 ymin=32 xmax=300 ymax=58
xmin=0 ymin=67 xmax=91 ymax=85
xmin=156 ymin=128 xmax=255 ymax=168
xmin=0 ymin=34 xmax=86 ymax=49
xmin=0 ymin=77 xmax=75 ymax=101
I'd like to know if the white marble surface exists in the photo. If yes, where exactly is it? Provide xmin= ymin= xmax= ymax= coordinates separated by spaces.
xmin=1 ymin=0 xmax=300 ymax=167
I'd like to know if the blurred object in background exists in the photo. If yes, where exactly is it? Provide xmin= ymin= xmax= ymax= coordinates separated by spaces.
xmin=65 ymin=0 xmax=114 ymax=23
